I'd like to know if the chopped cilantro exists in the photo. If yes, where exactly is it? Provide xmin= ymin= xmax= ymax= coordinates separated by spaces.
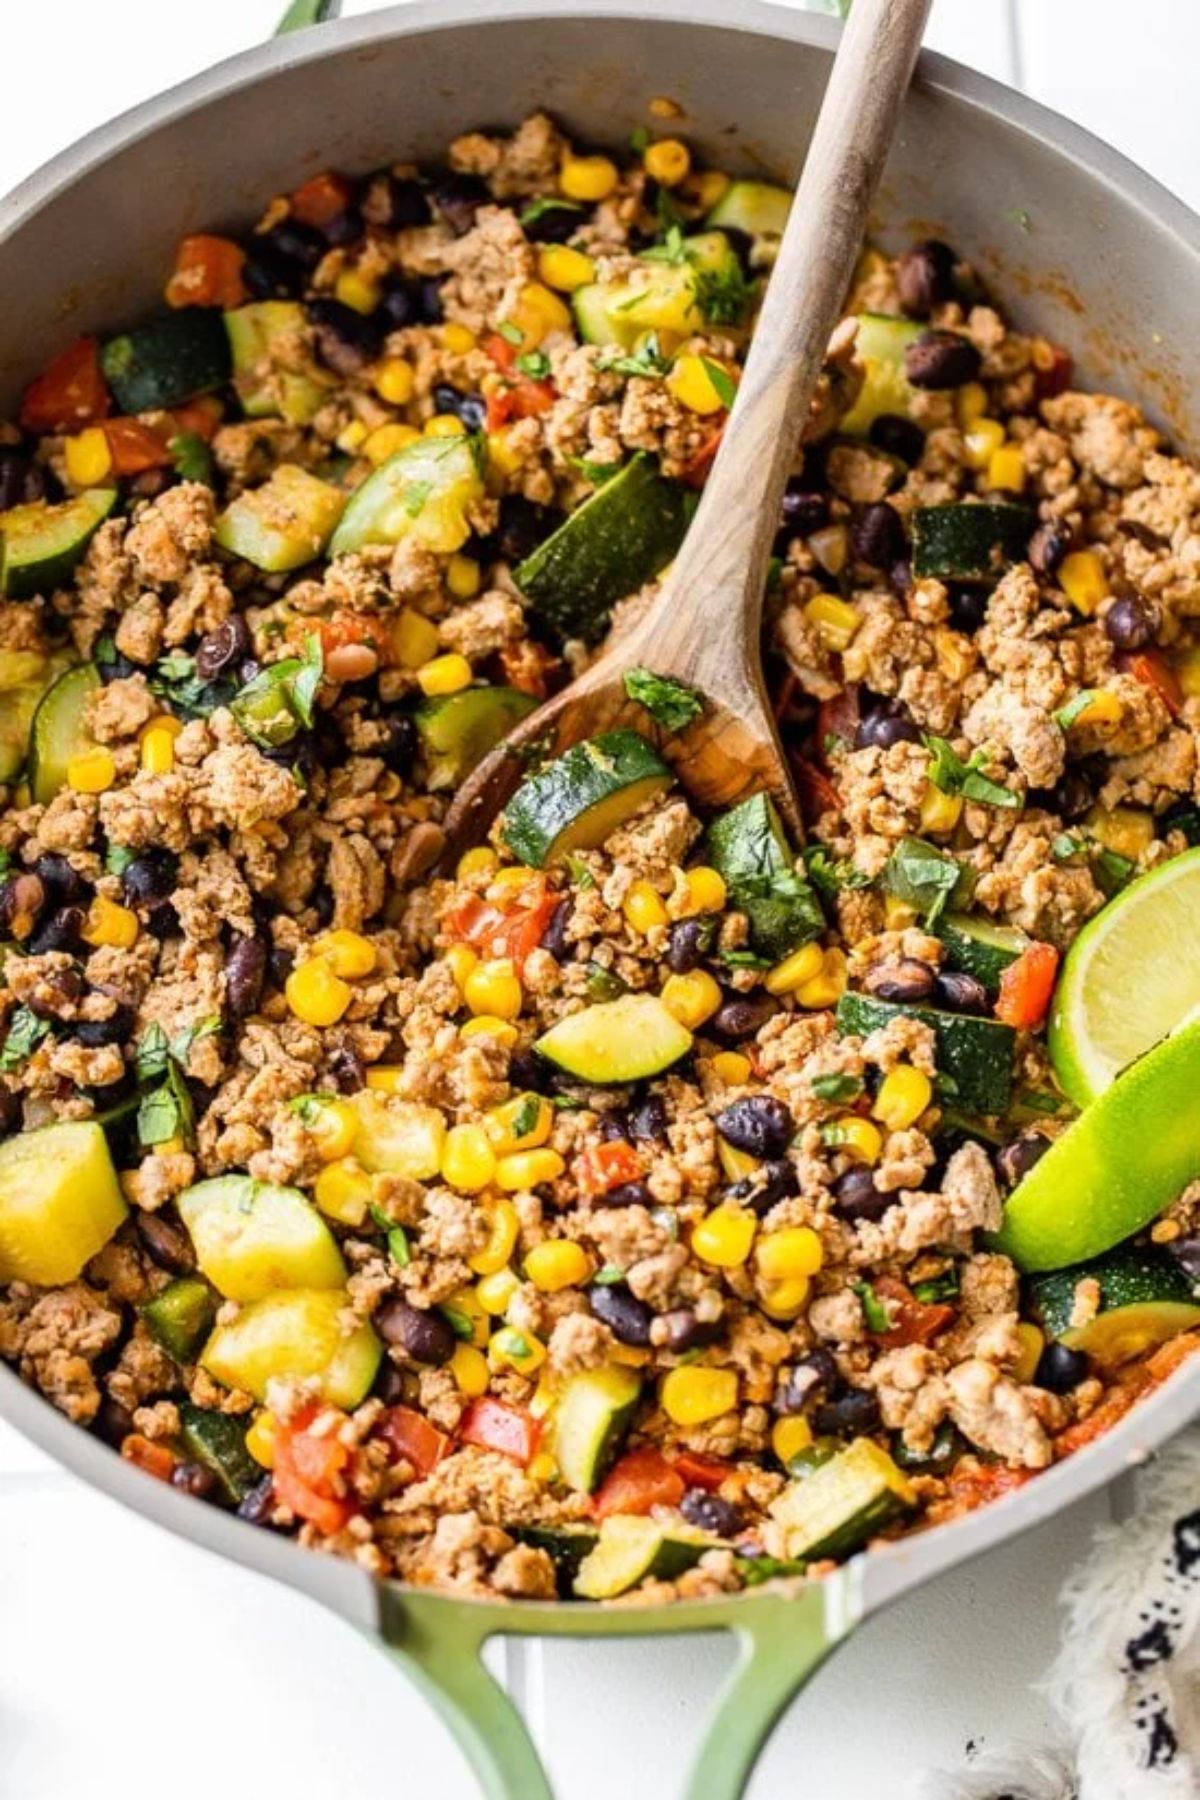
xmin=622 ymin=667 xmax=704 ymax=730
xmin=1051 ymin=832 xmax=1084 ymax=861
xmin=854 ymin=1281 xmax=893 ymax=1334
xmin=736 ymin=1554 xmax=808 ymax=1586
xmin=911 ymin=1269 xmax=960 ymax=1305
xmin=882 ymin=836 xmax=965 ymax=925
xmin=641 ymin=224 xmax=688 ymax=267
xmin=439 ymin=1304 xmax=476 ymax=1342
xmin=923 ymin=734 xmax=1019 ymax=809
xmin=230 ymin=634 xmax=324 ymax=750
xmin=510 ymin=1094 xmax=542 ymax=1139
xmin=700 ymin=357 xmax=737 ymax=410
xmin=137 ymin=1058 xmax=194 ymax=1149
xmin=803 ymin=843 xmax=871 ymax=900
xmin=811 ymin=1072 xmax=864 ymax=1103
xmin=563 ymin=853 xmax=595 ymax=889
xmin=597 ymin=333 xmax=673 ymax=379
xmin=519 ymin=197 xmax=584 ymax=229
xmin=496 ymin=319 xmax=526 ymax=344
xmin=105 ymin=844 xmax=136 ymax=877
xmin=149 ymin=651 xmax=230 ymax=720
xmin=0 ymin=1005 xmax=49 ymax=1071
xmin=718 ymin=947 xmax=772 ymax=969
xmin=1052 ymin=690 xmax=1103 ymax=731
xmin=592 ymin=1264 xmax=626 ymax=1286
xmin=1094 ymin=846 xmax=1136 ymax=896
xmin=692 ymin=256 xmax=755 ymax=327
xmin=515 ymin=350 xmax=551 ymax=380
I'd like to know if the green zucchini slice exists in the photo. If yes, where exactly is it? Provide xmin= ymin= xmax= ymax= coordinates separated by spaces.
xmin=200 ymin=1287 xmax=382 ymax=1409
xmin=330 ymin=433 xmax=484 ymax=558
xmin=1029 ymin=1244 xmax=1200 ymax=1369
xmin=0 ymin=1119 xmax=127 ymax=1287
xmin=179 ymin=1403 xmax=261 ymax=1503
xmin=581 ymin=230 xmax=745 ymax=350
xmin=535 ymin=993 xmax=693 ymax=1085
xmin=29 ymin=661 xmax=102 ymax=805
xmin=839 ymin=313 xmax=923 ymax=437
xmin=225 ymin=301 xmax=327 ymax=424
xmin=768 ymin=1437 xmax=916 ymax=1561
xmin=836 ymin=990 xmax=1016 ymax=1116
xmin=911 ymin=503 xmax=1033 ymax=584
xmin=501 ymin=729 xmax=671 ymax=868
xmin=517 ymin=1524 xmax=601 ymax=1592
xmin=551 ymin=1364 xmax=641 ymax=1493
xmin=0 ymin=649 xmax=71 ymax=784
xmin=140 ymin=1277 xmax=219 ymax=1365
xmin=573 ymin=1515 xmax=716 ymax=1599
xmin=1 ymin=488 xmax=117 ymax=600
xmin=935 ymin=912 xmax=1030 ymax=997
xmin=705 ymin=180 xmax=792 ymax=261
xmin=413 ymin=685 xmax=538 ymax=790
xmin=215 ymin=464 xmax=346 ymax=573
xmin=176 ymin=1173 xmax=346 ymax=1303
xmin=704 ymin=791 xmax=823 ymax=960
xmin=571 ymin=283 xmax=621 ymax=347
xmin=515 ymin=453 xmax=694 ymax=643
xmin=101 ymin=309 xmax=231 ymax=413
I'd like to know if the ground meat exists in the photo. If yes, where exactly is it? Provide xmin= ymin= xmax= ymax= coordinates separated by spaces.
xmin=945 ymin=1359 xmax=1052 ymax=1468
xmin=0 ymin=1283 xmax=121 ymax=1423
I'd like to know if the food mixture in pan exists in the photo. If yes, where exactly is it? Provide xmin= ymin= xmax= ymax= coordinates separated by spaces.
xmin=1 ymin=111 xmax=1199 ymax=1604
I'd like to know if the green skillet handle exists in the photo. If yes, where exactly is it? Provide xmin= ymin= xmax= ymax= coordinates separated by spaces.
xmin=276 ymin=0 xmax=342 ymax=34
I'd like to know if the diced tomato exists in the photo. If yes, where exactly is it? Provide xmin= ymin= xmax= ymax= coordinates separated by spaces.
xmin=289 ymin=170 xmax=356 ymax=230
xmin=171 ymin=395 xmax=224 ymax=442
xmin=103 ymin=418 xmax=172 ymax=476
xmin=1033 ymin=344 xmax=1073 ymax=400
xmin=274 ymin=1415 xmax=354 ymax=1535
xmin=792 ymin=756 xmax=840 ymax=825
xmin=671 ymin=1450 xmax=733 ymax=1492
xmin=484 ymin=332 xmax=519 ymax=373
xmin=995 ymin=941 xmax=1060 ymax=1031
xmin=874 ymin=1276 xmax=955 ymax=1349
xmin=593 ymin=1447 xmax=686 ymax=1519
xmin=20 ymin=335 xmax=110 ymax=434
xmin=380 ymin=1405 xmax=451 ymax=1477
xmin=942 ymin=1460 xmax=1034 ymax=1514
xmin=444 ymin=883 xmax=559 ymax=974
xmin=120 ymin=1433 xmax=177 ymax=1483
xmin=1120 ymin=649 xmax=1183 ymax=719
xmin=1054 ymin=1385 xmax=1139 ymax=1459
xmin=677 ymin=425 xmax=723 ymax=487
xmin=317 ymin=611 xmax=383 ymax=657
xmin=574 ymin=1139 xmax=643 ymax=1198
xmin=486 ymin=378 xmax=556 ymax=431
xmin=496 ymin=637 xmax=558 ymax=699
xmin=164 ymin=234 xmax=247 ymax=310
xmin=816 ymin=686 xmax=862 ymax=764
xmin=459 ymin=1397 xmax=539 ymax=1465
xmin=1145 ymin=1330 xmax=1200 ymax=1387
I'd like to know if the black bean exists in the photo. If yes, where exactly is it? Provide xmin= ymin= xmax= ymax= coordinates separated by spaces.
xmin=716 ymin=1095 xmax=794 ymax=1159
xmin=362 ymin=171 xmax=431 ymax=229
xmin=494 ymin=496 xmax=557 ymax=564
xmin=379 ymin=712 xmax=418 ymax=777
xmin=1104 ymin=595 xmax=1159 ymax=652
xmin=995 ymin=1129 xmax=1051 ymax=1190
xmin=726 ymin=1158 xmax=798 ymax=1216
xmin=416 ymin=276 xmax=446 ymax=324
xmin=95 ymin=1397 xmax=135 ymax=1448
xmin=813 ymin=1387 xmax=881 ymax=1436
xmin=0 ymin=448 xmax=39 ymax=511
xmin=74 ymin=1001 xmax=135 ymax=1048
xmin=322 ymin=208 xmax=365 ymax=249
xmin=777 ymin=1349 xmax=839 ymax=1413
xmin=597 ymin=1113 xmax=629 ymax=1142
xmin=896 ymin=239 xmax=957 ymax=318
xmin=864 ymin=958 xmax=936 ymax=1004
xmin=121 ymin=847 xmax=179 ymax=907
xmin=431 ymin=171 xmax=489 ymax=235
xmin=1033 ymin=1341 xmax=1090 ymax=1394
xmin=933 ymin=969 xmax=990 ymax=1014
xmin=508 ymin=1047 xmax=549 ymax=1093
xmin=172 ymin=1461 xmax=219 ymax=1500
xmin=263 ymin=219 xmax=326 ymax=270
xmin=98 ymin=648 xmax=139 ymax=685
xmin=851 ymin=500 xmax=906 ymax=568
xmin=889 ymin=559 xmax=913 ymax=598
xmin=28 ymin=905 xmax=84 ymax=955
xmin=243 ymin=240 xmax=307 ymax=300
xmin=589 ymin=1282 xmax=653 ymax=1346
xmin=855 ymin=703 xmax=921 ymax=751
xmin=136 ymin=1209 xmax=197 ymax=1274
xmin=1046 ymin=766 xmax=1096 ymax=823
xmin=237 ymin=1475 xmax=278 ymax=1525
xmin=26 ymin=965 xmax=84 ymax=1019
xmin=904 ymin=329 xmax=982 ymax=389
xmin=831 ymin=1166 xmax=896 ymax=1223
xmin=0 ymin=1088 xmax=21 ymax=1137
xmin=225 ymin=935 xmax=267 ymax=1019
xmin=0 ymin=872 xmax=44 ymax=937
xmin=628 ymin=1095 xmax=668 ymax=1144
xmin=593 ymin=1179 xmax=655 ymax=1210
xmin=667 ymin=918 xmax=707 ymax=974
xmin=375 ymin=1297 xmax=456 ymax=1366
xmin=145 ymin=902 xmax=180 ymax=942
xmin=1169 ymin=1236 xmax=1200 ymax=1282
xmin=1028 ymin=523 xmax=1071 ymax=578
xmin=33 ymin=852 xmax=89 ymax=908
xmin=869 ymin=413 xmax=925 ymax=466
xmin=657 ymin=1309 xmax=721 ymax=1353
xmin=524 ymin=202 xmax=588 ymax=244
xmin=306 ymin=298 xmax=386 ymax=375
xmin=373 ymin=1362 xmax=408 ymax=1406
xmin=681 ymin=1489 xmax=742 ymax=1537
xmin=432 ymin=383 xmax=487 ymax=433
xmin=948 ymin=584 xmax=990 ymax=633
xmin=540 ymin=898 xmax=573 ymax=962
xmin=779 ymin=485 xmax=830 ymax=537
xmin=329 ymin=1045 xmax=366 ymax=1093
xmin=378 ymin=275 xmax=421 ymax=330
xmin=711 ymin=993 xmax=779 ymax=1041
xmin=195 ymin=614 xmax=252 ymax=681
xmin=312 ymin=885 xmax=334 ymax=928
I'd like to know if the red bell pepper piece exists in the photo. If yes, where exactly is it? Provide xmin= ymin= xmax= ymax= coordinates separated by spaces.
xmin=574 ymin=1139 xmax=644 ymax=1198
xmin=459 ymin=1397 xmax=539 ymax=1465
xmin=170 ymin=395 xmax=224 ymax=441
xmin=20 ymin=336 xmax=110 ymax=434
xmin=120 ymin=1433 xmax=178 ymax=1483
xmin=486 ymin=378 xmax=556 ymax=432
xmin=593 ymin=1447 xmax=686 ymax=1520
xmin=289 ymin=170 xmax=356 ymax=229
xmin=444 ymin=883 xmax=559 ymax=974
xmin=164 ymin=234 xmax=247 ymax=310
xmin=484 ymin=332 xmax=519 ymax=373
xmin=380 ymin=1405 xmax=451 ymax=1477
xmin=874 ymin=1276 xmax=955 ymax=1349
xmin=273 ymin=1413 xmax=355 ymax=1535
xmin=103 ymin=419 xmax=172 ymax=476
xmin=1033 ymin=344 xmax=1073 ymax=400
xmin=994 ymin=941 xmax=1059 ymax=1030
xmin=1120 ymin=649 xmax=1183 ymax=719
xmin=671 ymin=1450 xmax=734 ymax=1492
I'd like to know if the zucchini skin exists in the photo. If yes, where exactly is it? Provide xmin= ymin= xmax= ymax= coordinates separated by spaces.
xmin=911 ymin=502 xmax=1033 ymax=584
xmin=836 ymin=990 xmax=1015 ymax=1115
xmin=413 ymin=685 xmax=538 ymax=789
xmin=101 ymin=310 xmax=231 ymax=412
xmin=1029 ymin=1243 xmax=1199 ymax=1342
xmin=704 ymin=792 xmax=823 ymax=960
xmin=179 ymin=1402 xmax=261 ymax=1503
xmin=140 ymin=1277 xmax=218 ymax=1365
xmin=501 ymin=729 xmax=671 ymax=868
xmin=934 ymin=912 xmax=1029 ymax=997
xmin=1 ymin=489 xmax=118 ymax=600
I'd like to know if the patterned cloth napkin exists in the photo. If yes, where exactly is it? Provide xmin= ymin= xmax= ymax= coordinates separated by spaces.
xmin=913 ymin=1431 xmax=1200 ymax=1800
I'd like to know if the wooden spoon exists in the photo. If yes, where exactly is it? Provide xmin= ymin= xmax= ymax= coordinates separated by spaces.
xmin=445 ymin=0 xmax=932 ymax=856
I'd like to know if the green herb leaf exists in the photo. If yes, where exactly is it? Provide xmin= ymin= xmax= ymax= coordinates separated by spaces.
xmin=496 ymin=319 xmax=526 ymax=344
xmin=882 ymin=835 xmax=965 ymax=926
xmin=592 ymin=1264 xmax=626 ymax=1286
xmin=811 ymin=1072 xmax=864 ymax=1103
xmin=911 ymin=1269 xmax=960 ymax=1304
xmin=717 ymin=947 xmax=772 ymax=969
xmin=230 ymin=634 xmax=324 ymax=750
xmin=105 ymin=844 xmax=136 ymax=876
xmin=510 ymin=1094 xmax=542 ymax=1139
xmin=519 ymin=197 xmax=583 ymax=229
xmin=566 ymin=454 xmax=626 ymax=488
xmin=1094 ymin=846 xmax=1136 ymax=897
xmin=1052 ymin=690 xmax=1103 ymax=731
xmin=137 ymin=1058 xmax=194 ymax=1149
xmin=597 ymin=332 xmax=672 ymax=379
xmin=641 ymin=225 xmax=688 ymax=267
xmin=149 ymin=651 xmax=233 ymax=720
xmin=0 ymin=1005 xmax=49 ymax=1071
xmin=629 ymin=126 xmax=650 ymax=156
xmin=1051 ymin=832 xmax=1084 ymax=861
xmin=853 ymin=1281 xmax=893 ymax=1334
xmin=515 ymin=350 xmax=551 ymax=380
xmin=699 ymin=357 xmax=737 ymax=410
xmin=1014 ymin=1087 xmax=1070 ymax=1117
xmin=386 ymin=1224 xmax=411 ymax=1267
xmin=803 ymin=843 xmax=871 ymax=900
xmin=923 ymin=734 xmax=1018 ymax=810
xmin=169 ymin=431 xmax=215 ymax=487
xmin=563 ymin=853 xmax=595 ymax=889
xmin=440 ymin=1304 xmax=476 ymax=1342
xmin=622 ymin=667 xmax=704 ymax=730
xmin=692 ymin=255 xmax=755 ymax=327
xmin=735 ymin=1553 xmax=809 ymax=1586
xmin=135 ymin=1022 xmax=171 ymax=1083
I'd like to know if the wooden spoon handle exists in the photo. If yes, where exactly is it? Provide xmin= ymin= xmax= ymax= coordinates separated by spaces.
xmin=655 ymin=0 xmax=932 ymax=679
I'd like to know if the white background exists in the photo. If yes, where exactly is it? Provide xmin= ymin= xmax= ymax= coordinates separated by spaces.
xmin=1 ymin=4 xmax=1196 ymax=1797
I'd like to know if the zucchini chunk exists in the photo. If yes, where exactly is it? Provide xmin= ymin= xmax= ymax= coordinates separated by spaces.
xmin=1029 ymin=1244 xmax=1200 ymax=1369
xmin=179 ymin=1403 xmax=262 ymax=1503
xmin=348 ymin=1094 xmax=446 ymax=1180
xmin=0 ymin=488 xmax=117 ymax=600
xmin=839 ymin=313 xmax=923 ymax=437
xmin=516 ymin=1524 xmax=601 ymax=1592
xmin=836 ymin=990 xmax=1016 ymax=1116
xmin=200 ymin=1287 xmax=382 ymax=1408
xmin=225 ymin=301 xmax=327 ymax=424
xmin=572 ymin=231 xmax=745 ymax=350
xmin=101 ymin=309 xmax=231 ymax=412
xmin=215 ymin=464 xmax=346 ymax=573
xmin=536 ymin=992 xmax=693 ymax=1085
xmin=141 ymin=1277 xmax=218 ymax=1365
xmin=502 ymin=729 xmax=672 ymax=868
xmin=0 ymin=649 xmax=71 ymax=784
xmin=705 ymin=180 xmax=792 ymax=263
xmin=911 ymin=502 xmax=1032 ymax=584
xmin=330 ymin=433 xmax=484 ymax=558
xmin=413 ymin=685 xmax=538 ymax=790
xmin=573 ymin=1514 xmax=716 ymax=1599
xmin=514 ymin=454 xmax=694 ymax=643
xmin=176 ymin=1174 xmax=346 ymax=1303
xmin=29 ymin=661 xmax=102 ymax=804
xmin=934 ymin=912 xmax=1030 ymax=997
xmin=0 ymin=1120 xmax=127 ymax=1286
xmin=704 ymin=791 xmax=823 ymax=960
xmin=768 ymin=1437 xmax=916 ymax=1561
xmin=552 ymin=1364 xmax=642 ymax=1493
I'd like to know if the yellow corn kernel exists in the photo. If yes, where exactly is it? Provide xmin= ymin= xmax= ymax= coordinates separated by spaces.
xmin=1065 ymin=688 xmax=1123 ymax=730
xmin=391 ymin=607 xmax=440 ymax=669
xmin=485 ymin=1093 xmax=553 ymax=1154
xmin=520 ymin=282 xmax=574 ymax=338
xmin=717 ymin=1140 xmax=760 ymax=1184
xmin=1085 ymin=803 xmax=1155 ymax=860
xmin=825 ymin=1115 xmax=883 ymax=1165
xmin=955 ymin=381 xmax=989 ymax=428
xmin=363 ymin=422 xmax=421 ymax=465
xmin=306 ymin=1097 xmax=360 ymax=1162
xmin=66 ymin=748 xmax=116 ymax=794
xmin=771 ymin=1415 xmax=813 ymax=1465
xmin=692 ymin=1202 xmax=757 ymax=1269
xmin=489 ymin=1323 xmax=547 ymax=1375
xmin=336 ymin=419 xmax=369 ymax=454
xmin=469 ymin=1198 xmax=521 ymax=1276
xmin=440 ymin=1122 xmax=498 ymax=1193
xmin=1174 ymin=646 xmax=1200 ymax=699
xmin=528 ymin=1450 xmax=559 ymax=1481
xmin=64 ymin=426 xmax=114 ymax=488
xmin=486 ymin=425 xmax=525 ymax=477
xmin=692 ymin=169 xmax=731 ymax=211
xmin=245 ymin=1411 xmax=278 ymax=1470
xmin=138 ymin=725 xmax=176 ymax=776
xmin=661 ymin=969 xmax=723 ymax=1030
xmin=872 ymin=1064 xmax=934 ymax=1132
xmin=313 ymin=928 xmax=377 ymax=979
xmin=919 ymin=782 xmax=964 ymax=836
xmin=755 ymin=1226 xmax=823 ymax=1283
xmin=560 ymin=153 xmax=619 ymax=202
xmin=933 ymin=625 xmax=974 ymax=686
xmin=373 ymin=357 xmax=416 ymax=406
xmin=986 ymin=444 xmax=1026 ymax=494
xmin=313 ymin=1158 xmax=373 ymax=1226
xmin=425 ymin=415 xmax=468 ymax=444
xmin=488 ymin=866 xmax=538 ymax=898
xmin=285 ymin=956 xmax=352 ymax=1027
xmin=962 ymin=417 xmax=1005 ymax=470
xmin=711 ymin=1050 xmax=752 ymax=1086
xmin=335 ymin=268 xmax=380 ymax=314
xmin=525 ymin=1239 xmax=593 ymax=1293
xmin=666 ymin=353 xmax=729 ymax=416
xmin=364 ymin=1065 xmax=404 ymax=1094
xmin=759 ymin=1277 xmax=812 ymax=1320
xmin=442 ymin=322 xmax=477 ymax=355
xmin=670 ymin=865 xmax=727 ymax=919
xmin=644 ymin=138 xmax=691 ymax=188
xmin=794 ymin=947 xmax=848 ymax=1010
xmin=417 ymin=652 xmax=473 ymax=697
xmin=460 ymin=1015 xmax=519 ymax=1047
xmin=142 ymin=712 xmax=184 ymax=742
xmin=765 ymin=941 xmax=825 ymax=996
xmin=884 ymin=896 xmax=919 ymax=931
xmin=661 ymin=1365 xmax=738 ymax=1426
xmin=456 ymin=846 xmax=498 ymax=882
xmin=1012 ymin=1321 xmax=1045 ymax=1386
xmin=1059 ymin=549 xmax=1108 ymax=616
xmin=446 ymin=553 xmax=482 ymax=599
xmin=477 ymin=1267 xmax=521 ymax=1315
xmin=445 ymin=943 xmax=481 ymax=990
xmin=537 ymin=245 xmax=596 ymax=292
xmin=448 ymin=1341 xmax=490 ymax=1397
xmin=804 ymin=592 xmax=861 ymax=653
xmin=153 ymin=1137 xmax=186 ymax=1159
xmin=447 ymin=1284 xmax=490 ymax=1348
xmin=495 ymin=1148 xmax=566 ymax=1192
xmin=80 ymin=895 xmax=139 ymax=950
xmin=463 ymin=957 xmax=522 ymax=1021
xmin=623 ymin=880 xmax=669 ymax=934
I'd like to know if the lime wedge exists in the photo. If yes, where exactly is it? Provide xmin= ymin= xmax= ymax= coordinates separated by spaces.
xmin=1048 ymin=847 xmax=1200 ymax=1104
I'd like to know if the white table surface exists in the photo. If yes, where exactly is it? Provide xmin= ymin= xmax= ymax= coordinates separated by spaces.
xmin=2 ymin=4 xmax=1196 ymax=1796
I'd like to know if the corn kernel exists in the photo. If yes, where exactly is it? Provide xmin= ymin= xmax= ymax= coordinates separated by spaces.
xmin=495 ymin=1148 xmax=566 ymax=1192
xmin=963 ymin=417 xmax=1005 ymax=470
xmin=305 ymin=1097 xmax=360 ymax=1162
xmin=919 ymin=782 xmax=964 ymax=836
xmin=755 ymin=1226 xmax=823 ymax=1282
xmin=424 ymin=413 xmax=468 ymax=439
xmin=313 ymin=1158 xmax=373 ymax=1226
xmin=245 ymin=1411 xmax=278 ymax=1470
xmin=692 ymin=169 xmax=731 ymax=211
xmin=153 ymin=1137 xmax=185 ymax=1159
xmin=661 ymin=969 xmax=723 ymax=1030
xmin=363 ymin=422 xmax=421 ymax=465
xmin=955 ymin=382 xmax=989 ymax=427
xmin=1059 ymin=549 xmax=1108 ymax=616
xmin=1085 ymin=803 xmax=1155 ymax=860
xmin=286 ymin=956 xmax=352 ymax=1027
xmin=710 ymin=1050 xmax=752 ymax=1085
xmin=804 ymin=592 xmax=861 ymax=652
xmin=485 ymin=1093 xmax=553 ymax=1154
xmin=824 ymin=1115 xmax=883 ymax=1165
xmin=528 ymin=1450 xmax=559 ymax=1482
xmin=525 ymin=1239 xmax=593 ymax=1292
xmin=560 ymin=153 xmax=619 ymax=202
xmin=138 ymin=726 xmax=176 ymax=775
xmin=771 ymin=1415 xmax=813 ymax=1465
xmin=442 ymin=323 xmax=477 ymax=355
xmin=487 ymin=866 xmax=538 ymax=897
xmin=717 ymin=1140 xmax=760 ymax=1184
xmin=66 ymin=748 xmax=116 ymax=794
xmin=446 ymin=553 xmax=482 ymax=599
xmin=335 ymin=268 xmax=380 ymax=314
xmin=460 ymin=1015 xmax=519 ymax=1047
xmin=464 ymin=957 xmax=522 ymax=1021
xmin=477 ymin=1268 xmax=521 ymax=1314
xmin=794 ymin=947 xmax=848 ymax=1010
xmin=666 ymin=353 xmax=730 ymax=416
xmin=446 ymin=1285 xmax=490 ymax=1348
xmin=537 ymin=245 xmax=596 ymax=292
xmin=441 ymin=1122 xmax=498 ymax=1193
xmin=1012 ymin=1321 xmax=1045 ymax=1385
xmin=644 ymin=138 xmax=691 ymax=188
xmin=692 ymin=1202 xmax=757 ymax=1268
xmin=1175 ymin=646 xmax=1200 ymax=700
xmin=391 ymin=607 xmax=440 ymax=669
xmin=1064 ymin=688 xmax=1123 ymax=730
xmin=336 ymin=419 xmax=369 ymax=453
xmin=65 ymin=427 xmax=113 ymax=487
xmin=986 ymin=444 xmax=1026 ymax=494
xmin=765 ymin=941 xmax=825 ymax=996
xmin=661 ymin=1365 xmax=738 ymax=1426
xmin=80 ymin=895 xmax=139 ymax=950
xmin=373 ymin=357 xmax=416 ymax=406
xmin=449 ymin=1341 xmax=490 ymax=1397
xmin=445 ymin=943 xmax=480 ymax=990
xmin=142 ymin=712 xmax=184 ymax=742
xmin=313 ymin=928 xmax=377 ymax=979
xmin=759 ymin=1277 xmax=812 ymax=1320
xmin=623 ymin=880 xmax=669 ymax=934
xmin=872 ymin=1064 xmax=933 ymax=1132
xmin=670 ymin=865 xmax=727 ymax=919
xmin=933 ymin=625 xmax=974 ymax=685
xmin=884 ymin=896 xmax=919 ymax=931
xmin=486 ymin=425 xmax=525 ymax=477
xmin=456 ymin=846 xmax=498 ymax=882
xmin=364 ymin=1065 xmax=404 ymax=1093
xmin=417 ymin=653 xmax=473 ymax=697
xmin=469 ymin=1198 xmax=521 ymax=1276
xmin=489 ymin=1324 xmax=547 ymax=1375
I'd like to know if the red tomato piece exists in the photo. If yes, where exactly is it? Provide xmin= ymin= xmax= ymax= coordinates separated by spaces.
xmin=574 ymin=1139 xmax=644 ymax=1198
xmin=120 ymin=1433 xmax=177 ymax=1483
xmin=290 ymin=170 xmax=356 ymax=229
xmin=792 ymin=756 xmax=840 ymax=825
xmin=1033 ymin=344 xmax=1073 ymax=400
xmin=677 ymin=425 xmax=724 ymax=487
xmin=486 ymin=378 xmax=556 ymax=432
xmin=170 ymin=395 xmax=224 ymax=441
xmin=671 ymin=1450 xmax=733 ymax=1492
xmin=20 ymin=336 xmax=111 ymax=434
xmin=444 ymin=884 xmax=558 ymax=974
xmin=874 ymin=1276 xmax=955 ymax=1349
xmin=942 ymin=1460 xmax=1034 ymax=1513
xmin=995 ymin=941 xmax=1060 ymax=1030
xmin=1120 ymin=649 xmax=1183 ymax=719
xmin=459 ymin=1397 xmax=539 ymax=1465
xmin=164 ymin=234 xmax=247 ymax=310
xmin=273 ymin=1416 xmax=354 ymax=1535
xmin=593 ymin=1447 xmax=686 ymax=1520
xmin=380 ymin=1405 xmax=451 ymax=1477
xmin=484 ymin=332 xmax=519 ymax=373
xmin=103 ymin=419 xmax=172 ymax=475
